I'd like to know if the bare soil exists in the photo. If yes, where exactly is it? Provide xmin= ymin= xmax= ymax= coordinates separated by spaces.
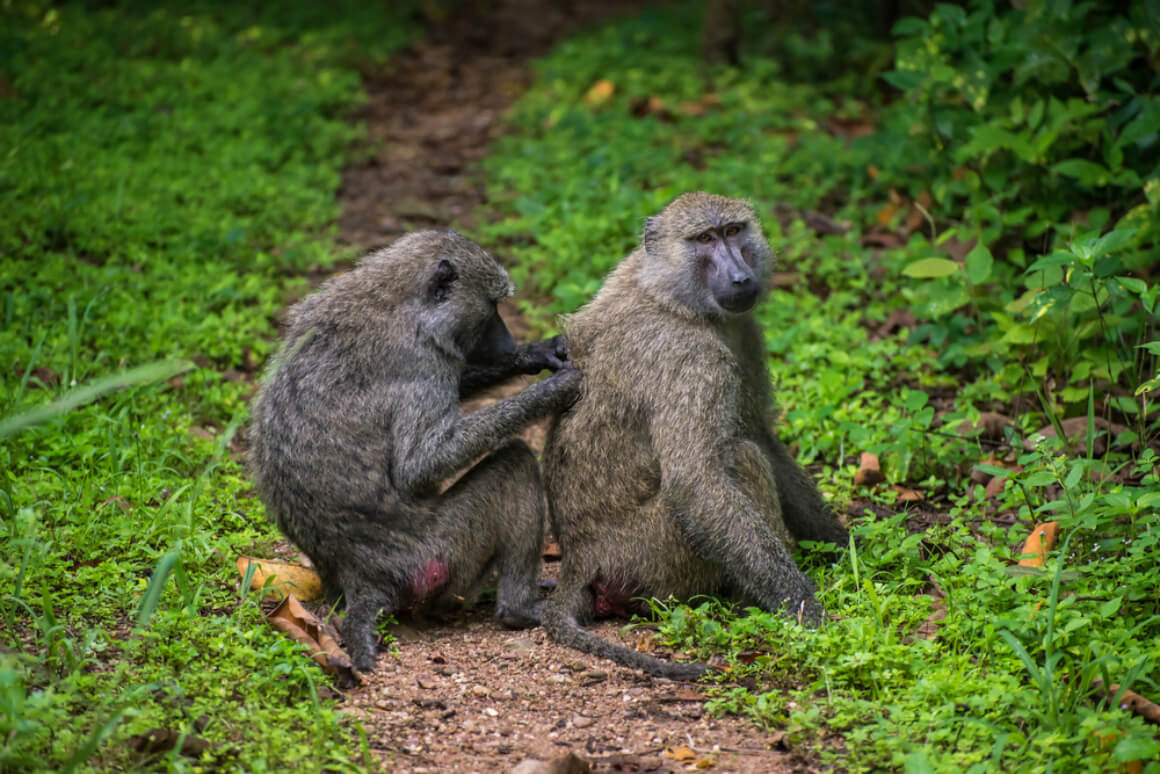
xmin=329 ymin=2 xmax=819 ymax=772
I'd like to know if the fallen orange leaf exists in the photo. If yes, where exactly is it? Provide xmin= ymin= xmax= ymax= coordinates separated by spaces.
xmin=267 ymin=594 xmax=360 ymax=687
xmin=584 ymin=79 xmax=615 ymax=105
xmin=1018 ymin=521 xmax=1059 ymax=567
xmin=237 ymin=556 xmax=323 ymax=601
xmin=664 ymin=745 xmax=698 ymax=762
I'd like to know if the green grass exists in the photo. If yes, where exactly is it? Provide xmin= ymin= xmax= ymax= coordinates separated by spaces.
xmin=474 ymin=4 xmax=1160 ymax=772
xmin=0 ymin=1 xmax=419 ymax=770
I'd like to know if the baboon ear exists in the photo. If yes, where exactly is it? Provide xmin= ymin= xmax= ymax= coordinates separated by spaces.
xmin=428 ymin=259 xmax=457 ymax=302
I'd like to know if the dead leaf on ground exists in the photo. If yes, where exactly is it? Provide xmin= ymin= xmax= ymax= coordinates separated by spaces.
xmin=891 ymin=485 xmax=924 ymax=502
xmin=861 ymin=230 xmax=904 ymax=249
xmin=875 ymin=308 xmax=917 ymax=338
xmin=542 ymin=541 xmax=562 ymax=560
xmin=584 ymin=79 xmax=614 ymax=105
xmin=854 ymin=452 xmax=885 ymax=487
xmin=266 ymin=594 xmax=360 ymax=688
xmin=663 ymin=745 xmax=698 ymax=763
xmin=1024 ymin=416 xmax=1131 ymax=456
xmin=1017 ymin=521 xmax=1060 ymax=567
xmin=952 ymin=412 xmax=1013 ymax=442
xmin=1093 ymin=679 xmax=1160 ymax=725
xmin=984 ymin=474 xmax=1012 ymax=499
xmin=236 ymin=555 xmax=324 ymax=601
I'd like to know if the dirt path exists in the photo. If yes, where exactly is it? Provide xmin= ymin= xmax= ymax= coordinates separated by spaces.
xmin=333 ymin=4 xmax=816 ymax=772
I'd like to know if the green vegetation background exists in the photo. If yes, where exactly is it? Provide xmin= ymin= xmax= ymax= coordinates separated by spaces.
xmin=2 ymin=0 xmax=1158 ymax=771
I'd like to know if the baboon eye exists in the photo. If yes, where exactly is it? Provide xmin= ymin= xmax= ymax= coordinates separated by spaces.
xmin=695 ymin=232 xmax=713 ymax=244
xmin=724 ymin=224 xmax=743 ymax=237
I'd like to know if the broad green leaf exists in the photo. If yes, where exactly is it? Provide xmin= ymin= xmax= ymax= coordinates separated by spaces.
xmin=1092 ymin=228 xmax=1138 ymax=257
xmin=903 ymin=257 xmax=959 ymax=278
xmin=1052 ymin=158 xmax=1109 ymax=184
xmin=1116 ymin=276 xmax=1147 ymax=294
xmin=965 ymin=242 xmax=994 ymax=284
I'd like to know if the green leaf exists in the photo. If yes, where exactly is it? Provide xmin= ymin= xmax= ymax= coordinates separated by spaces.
xmin=903 ymin=389 xmax=929 ymax=411
xmin=1052 ymin=159 xmax=1109 ymax=184
xmin=1116 ymin=276 xmax=1147 ymax=294
xmin=965 ymin=242 xmax=994 ymax=284
xmin=882 ymin=69 xmax=924 ymax=91
xmin=1113 ymin=735 xmax=1160 ymax=764
xmin=1098 ymin=596 xmax=1122 ymax=617
xmin=903 ymin=257 xmax=960 ymax=278
xmin=1023 ymin=471 xmax=1057 ymax=487
xmin=1092 ymin=228 xmax=1138 ymax=257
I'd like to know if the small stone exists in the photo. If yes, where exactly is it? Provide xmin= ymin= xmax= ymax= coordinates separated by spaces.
xmin=579 ymin=670 xmax=608 ymax=684
xmin=484 ymin=707 xmax=499 ymax=717
xmin=417 ymin=676 xmax=436 ymax=689
xmin=471 ymin=685 xmax=491 ymax=698
xmin=572 ymin=714 xmax=595 ymax=729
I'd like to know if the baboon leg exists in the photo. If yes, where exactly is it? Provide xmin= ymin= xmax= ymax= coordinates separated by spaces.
xmin=435 ymin=438 xmax=545 ymax=627
xmin=339 ymin=574 xmax=400 ymax=673
xmin=764 ymin=436 xmax=849 ymax=546
xmin=732 ymin=440 xmax=794 ymax=546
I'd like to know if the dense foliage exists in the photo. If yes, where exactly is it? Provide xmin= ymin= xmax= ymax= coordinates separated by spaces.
xmin=476 ymin=1 xmax=1160 ymax=771
xmin=0 ymin=2 xmax=417 ymax=770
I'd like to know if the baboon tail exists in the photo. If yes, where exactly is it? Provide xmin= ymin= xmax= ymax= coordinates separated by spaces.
xmin=542 ymin=602 xmax=708 ymax=681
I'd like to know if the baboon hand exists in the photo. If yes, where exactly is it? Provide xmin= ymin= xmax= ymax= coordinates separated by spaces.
xmin=547 ymin=365 xmax=582 ymax=406
xmin=516 ymin=335 xmax=571 ymax=373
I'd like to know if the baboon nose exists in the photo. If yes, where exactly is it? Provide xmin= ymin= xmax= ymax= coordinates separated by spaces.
xmin=731 ymin=274 xmax=751 ymax=286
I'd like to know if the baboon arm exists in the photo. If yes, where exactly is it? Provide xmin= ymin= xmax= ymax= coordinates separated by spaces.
xmin=394 ymin=372 xmax=578 ymax=496
xmin=760 ymin=431 xmax=849 ymax=546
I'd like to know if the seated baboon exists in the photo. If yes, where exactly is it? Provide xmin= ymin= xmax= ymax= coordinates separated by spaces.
xmin=248 ymin=230 xmax=579 ymax=672
xmin=542 ymin=193 xmax=848 ymax=680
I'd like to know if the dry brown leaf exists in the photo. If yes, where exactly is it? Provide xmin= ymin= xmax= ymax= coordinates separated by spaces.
xmin=1094 ymin=679 xmax=1160 ymax=725
xmin=584 ymin=79 xmax=614 ymax=105
xmin=854 ymin=452 xmax=885 ymax=487
xmin=891 ymin=485 xmax=924 ymax=502
xmin=954 ymin=412 xmax=1013 ymax=441
xmin=542 ymin=541 xmax=562 ymax=560
xmin=267 ymin=594 xmax=360 ymax=688
xmin=237 ymin=555 xmax=323 ymax=601
xmin=984 ymin=473 xmax=1016 ymax=499
xmin=862 ymin=231 xmax=904 ymax=248
xmin=875 ymin=202 xmax=900 ymax=226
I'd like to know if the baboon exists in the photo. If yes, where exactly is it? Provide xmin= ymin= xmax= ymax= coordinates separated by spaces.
xmin=542 ymin=193 xmax=848 ymax=680
xmin=248 ymin=230 xmax=580 ymax=672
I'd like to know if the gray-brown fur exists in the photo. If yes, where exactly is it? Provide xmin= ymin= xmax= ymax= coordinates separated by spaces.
xmin=542 ymin=193 xmax=847 ymax=680
xmin=248 ymin=230 xmax=579 ymax=672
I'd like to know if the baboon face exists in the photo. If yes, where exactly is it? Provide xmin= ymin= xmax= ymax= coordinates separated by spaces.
xmin=642 ymin=192 xmax=772 ymax=318
xmin=690 ymin=221 xmax=759 ymax=313
xmin=419 ymin=232 xmax=516 ymax=362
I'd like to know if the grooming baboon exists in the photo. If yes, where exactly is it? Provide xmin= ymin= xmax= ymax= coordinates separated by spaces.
xmin=542 ymin=193 xmax=847 ymax=680
xmin=248 ymin=230 xmax=579 ymax=672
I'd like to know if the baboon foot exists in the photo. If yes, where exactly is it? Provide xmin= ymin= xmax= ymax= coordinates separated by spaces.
xmin=495 ymin=601 xmax=540 ymax=630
